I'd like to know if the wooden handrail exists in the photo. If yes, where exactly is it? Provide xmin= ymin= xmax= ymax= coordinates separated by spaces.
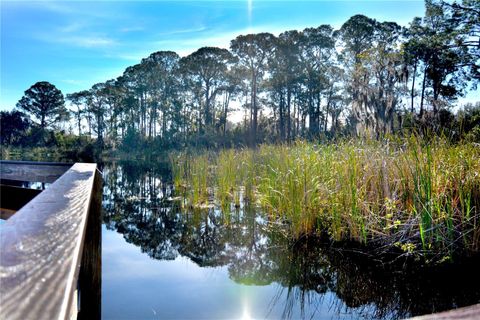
xmin=407 ymin=303 xmax=480 ymax=319
xmin=0 ymin=162 xmax=101 ymax=320
xmin=0 ymin=160 xmax=72 ymax=183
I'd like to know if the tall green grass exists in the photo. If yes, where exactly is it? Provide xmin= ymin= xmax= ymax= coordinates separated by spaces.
xmin=170 ymin=137 xmax=480 ymax=258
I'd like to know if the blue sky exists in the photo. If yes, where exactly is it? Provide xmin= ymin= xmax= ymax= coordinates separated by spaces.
xmin=3 ymin=0 xmax=474 ymax=111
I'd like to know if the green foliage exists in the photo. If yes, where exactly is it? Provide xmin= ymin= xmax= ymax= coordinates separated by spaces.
xmin=3 ymin=130 xmax=98 ymax=162
xmin=172 ymin=137 xmax=480 ymax=260
xmin=458 ymin=102 xmax=480 ymax=142
xmin=0 ymin=110 xmax=30 ymax=145
xmin=16 ymin=81 xmax=68 ymax=129
xmin=180 ymin=47 xmax=236 ymax=128
xmin=120 ymin=127 xmax=144 ymax=152
xmin=25 ymin=127 xmax=58 ymax=147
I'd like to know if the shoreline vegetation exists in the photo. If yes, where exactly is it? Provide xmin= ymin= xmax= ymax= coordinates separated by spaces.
xmin=171 ymin=136 xmax=480 ymax=264
xmin=1 ymin=0 xmax=479 ymax=270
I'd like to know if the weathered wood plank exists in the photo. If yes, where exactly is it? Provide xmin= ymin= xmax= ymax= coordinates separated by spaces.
xmin=0 ymin=163 xmax=98 ymax=320
xmin=0 ymin=160 xmax=71 ymax=183
xmin=0 ymin=208 xmax=16 ymax=220
xmin=408 ymin=303 xmax=480 ymax=319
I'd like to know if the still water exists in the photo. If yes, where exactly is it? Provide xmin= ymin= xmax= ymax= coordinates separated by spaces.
xmin=100 ymin=160 xmax=480 ymax=320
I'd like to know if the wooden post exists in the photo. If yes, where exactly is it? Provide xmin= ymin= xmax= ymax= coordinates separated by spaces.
xmin=78 ymin=169 xmax=102 ymax=320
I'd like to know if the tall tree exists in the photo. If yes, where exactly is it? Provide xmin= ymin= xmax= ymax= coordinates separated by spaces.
xmin=301 ymin=25 xmax=336 ymax=137
xmin=363 ymin=21 xmax=406 ymax=136
xmin=122 ymin=63 xmax=148 ymax=136
xmin=269 ymin=30 xmax=303 ymax=141
xmin=86 ymin=83 xmax=109 ymax=149
xmin=423 ymin=0 xmax=462 ymax=114
xmin=141 ymin=51 xmax=180 ymax=139
xmin=16 ymin=81 xmax=67 ymax=129
xmin=336 ymin=15 xmax=377 ymax=136
xmin=219 ymin=67 xmax=242 ymax=138
xmin=441 ymin=0 xmax=479 ymax=90
xmin=180 ymin=47 xmax=235 ymax=131
xmin=403 ymin=17 xmax=426 ymax=114
xmin=404 ymin=0 xmax=475 ymax=120
xmin=66 ymin=90 xmax=89 ymax=135
xmin=231 ymin=33 xmax=276 ymax=145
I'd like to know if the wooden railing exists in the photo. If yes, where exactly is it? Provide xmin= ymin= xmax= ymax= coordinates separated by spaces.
xmin=0 ymin=160 xmax=72 ymax=183
xmin=408 ymin=303 xmax=480 ymax=319
xmin=0 ymin=161 xmax=102 ymax=320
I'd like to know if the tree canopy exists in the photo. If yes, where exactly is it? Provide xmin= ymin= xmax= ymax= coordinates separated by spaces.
xmin=0 ymin=110 xmax=30 ymax=145
xmin=6 ymin=0 xmax=480 ymax=150
xmin=16 ymin=81 xmax=67 ymax=130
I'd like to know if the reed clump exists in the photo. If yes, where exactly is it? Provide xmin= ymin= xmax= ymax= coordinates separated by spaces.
xmin=170 ymin=137 xmax=480 ymax=259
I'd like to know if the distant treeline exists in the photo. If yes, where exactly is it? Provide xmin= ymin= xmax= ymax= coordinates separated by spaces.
xmin=1 ymin=0 xmax=479 ymax=152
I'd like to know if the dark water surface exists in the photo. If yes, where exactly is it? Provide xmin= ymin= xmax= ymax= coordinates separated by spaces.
xmin=100 ymin=160 xmax=480 ymax=320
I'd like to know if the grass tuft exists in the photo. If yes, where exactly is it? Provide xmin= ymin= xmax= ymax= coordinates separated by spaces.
xmin=171 ymin=137 xmax=480 ymax=260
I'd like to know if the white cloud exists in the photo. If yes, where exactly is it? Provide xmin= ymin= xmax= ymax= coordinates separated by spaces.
xmin=35 ymin=0 xmax=119 ymax=19
xmin=37 ymin=1 xmax=75 ymax=14
xmin=120 ymin=26 xmax=145 ymax=33
xmin=72 ymin=36 xmax=116 ymax=48
xmin=60 ymin=79 xmax=87 ymax=86
xmin=113 ymin=53 xmax=148 ymax=62
xmin=248 ymin=0 xmax=253 ymax=23
xmin=36 ymin=33 xmax=116 ymax=48
xmin=150 ymin=24 xmax=301 ymax=56
xmin=58 ymin=22 xmax=85 ymax=33
xmin=157 ymin=26 xmax=208 ymax=36
xmin=109 ymin=24 xmax=303 ymax=63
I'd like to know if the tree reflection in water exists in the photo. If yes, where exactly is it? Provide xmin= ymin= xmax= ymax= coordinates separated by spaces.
xmin=102 ymin=161 xmax=480 ymax=320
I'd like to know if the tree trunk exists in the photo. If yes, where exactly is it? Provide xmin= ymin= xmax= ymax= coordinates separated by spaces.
xmin=287 ymin=86 xmax=291 ymax=143
xmin=420 ymin=67 xmax=427 ymax=118
xmin=77 ymin=108 xmax=82 ymax=136
xmin=331 ymin=110 xmax=336 ymax=134
xmin=205 ymin=81 xmax=212 ymax=128
xmin=308 ymin=87 xmax=319 ymax=137
xmin=324 ymin=87 xmax=333 ymax=133
xmin=279 ymin=90 xmax=285 ymax=141
xmin=411 ymin=59 xmax=417 ymax=113
xmin=251 ymin=70 xmax=258 ymax=146
xmin=223 ymin=91 xmax=231 ymax=137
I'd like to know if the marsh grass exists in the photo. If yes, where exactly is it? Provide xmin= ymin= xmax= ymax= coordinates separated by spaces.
xmin=171 ymin=137 xmax=480 ymax=259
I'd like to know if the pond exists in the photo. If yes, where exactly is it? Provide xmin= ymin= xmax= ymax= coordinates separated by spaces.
xmin=101 ymin=160 xmax=479 ymax=320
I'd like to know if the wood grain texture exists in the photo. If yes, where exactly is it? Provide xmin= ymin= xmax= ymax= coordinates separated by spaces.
xmin=0 ymin=161 xmax=71 ymax=183
xmin=0 ymin=163 xmax=97 ymax=320
xmin=408 ymin=303 xmax=480 ymax=319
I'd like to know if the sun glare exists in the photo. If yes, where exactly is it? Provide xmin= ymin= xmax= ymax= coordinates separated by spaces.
xmin=241 ymin=310 xmax=251 ymax=320
xmin=247 ymin=0 xmax=253 ymax=21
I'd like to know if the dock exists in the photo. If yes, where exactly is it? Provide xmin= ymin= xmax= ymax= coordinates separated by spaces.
xmin=0 ymin=161 xmax=102 ymax=320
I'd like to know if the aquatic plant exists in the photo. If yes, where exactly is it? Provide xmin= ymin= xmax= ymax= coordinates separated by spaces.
xmin=171 ymin=137 xmax=480 ymax=260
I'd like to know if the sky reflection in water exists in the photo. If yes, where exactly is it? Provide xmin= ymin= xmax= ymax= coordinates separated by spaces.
xmin=100 ymin=161 xmax=480 ymax=320
xmin=102 ymin=225 xmax=355 ymax=320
